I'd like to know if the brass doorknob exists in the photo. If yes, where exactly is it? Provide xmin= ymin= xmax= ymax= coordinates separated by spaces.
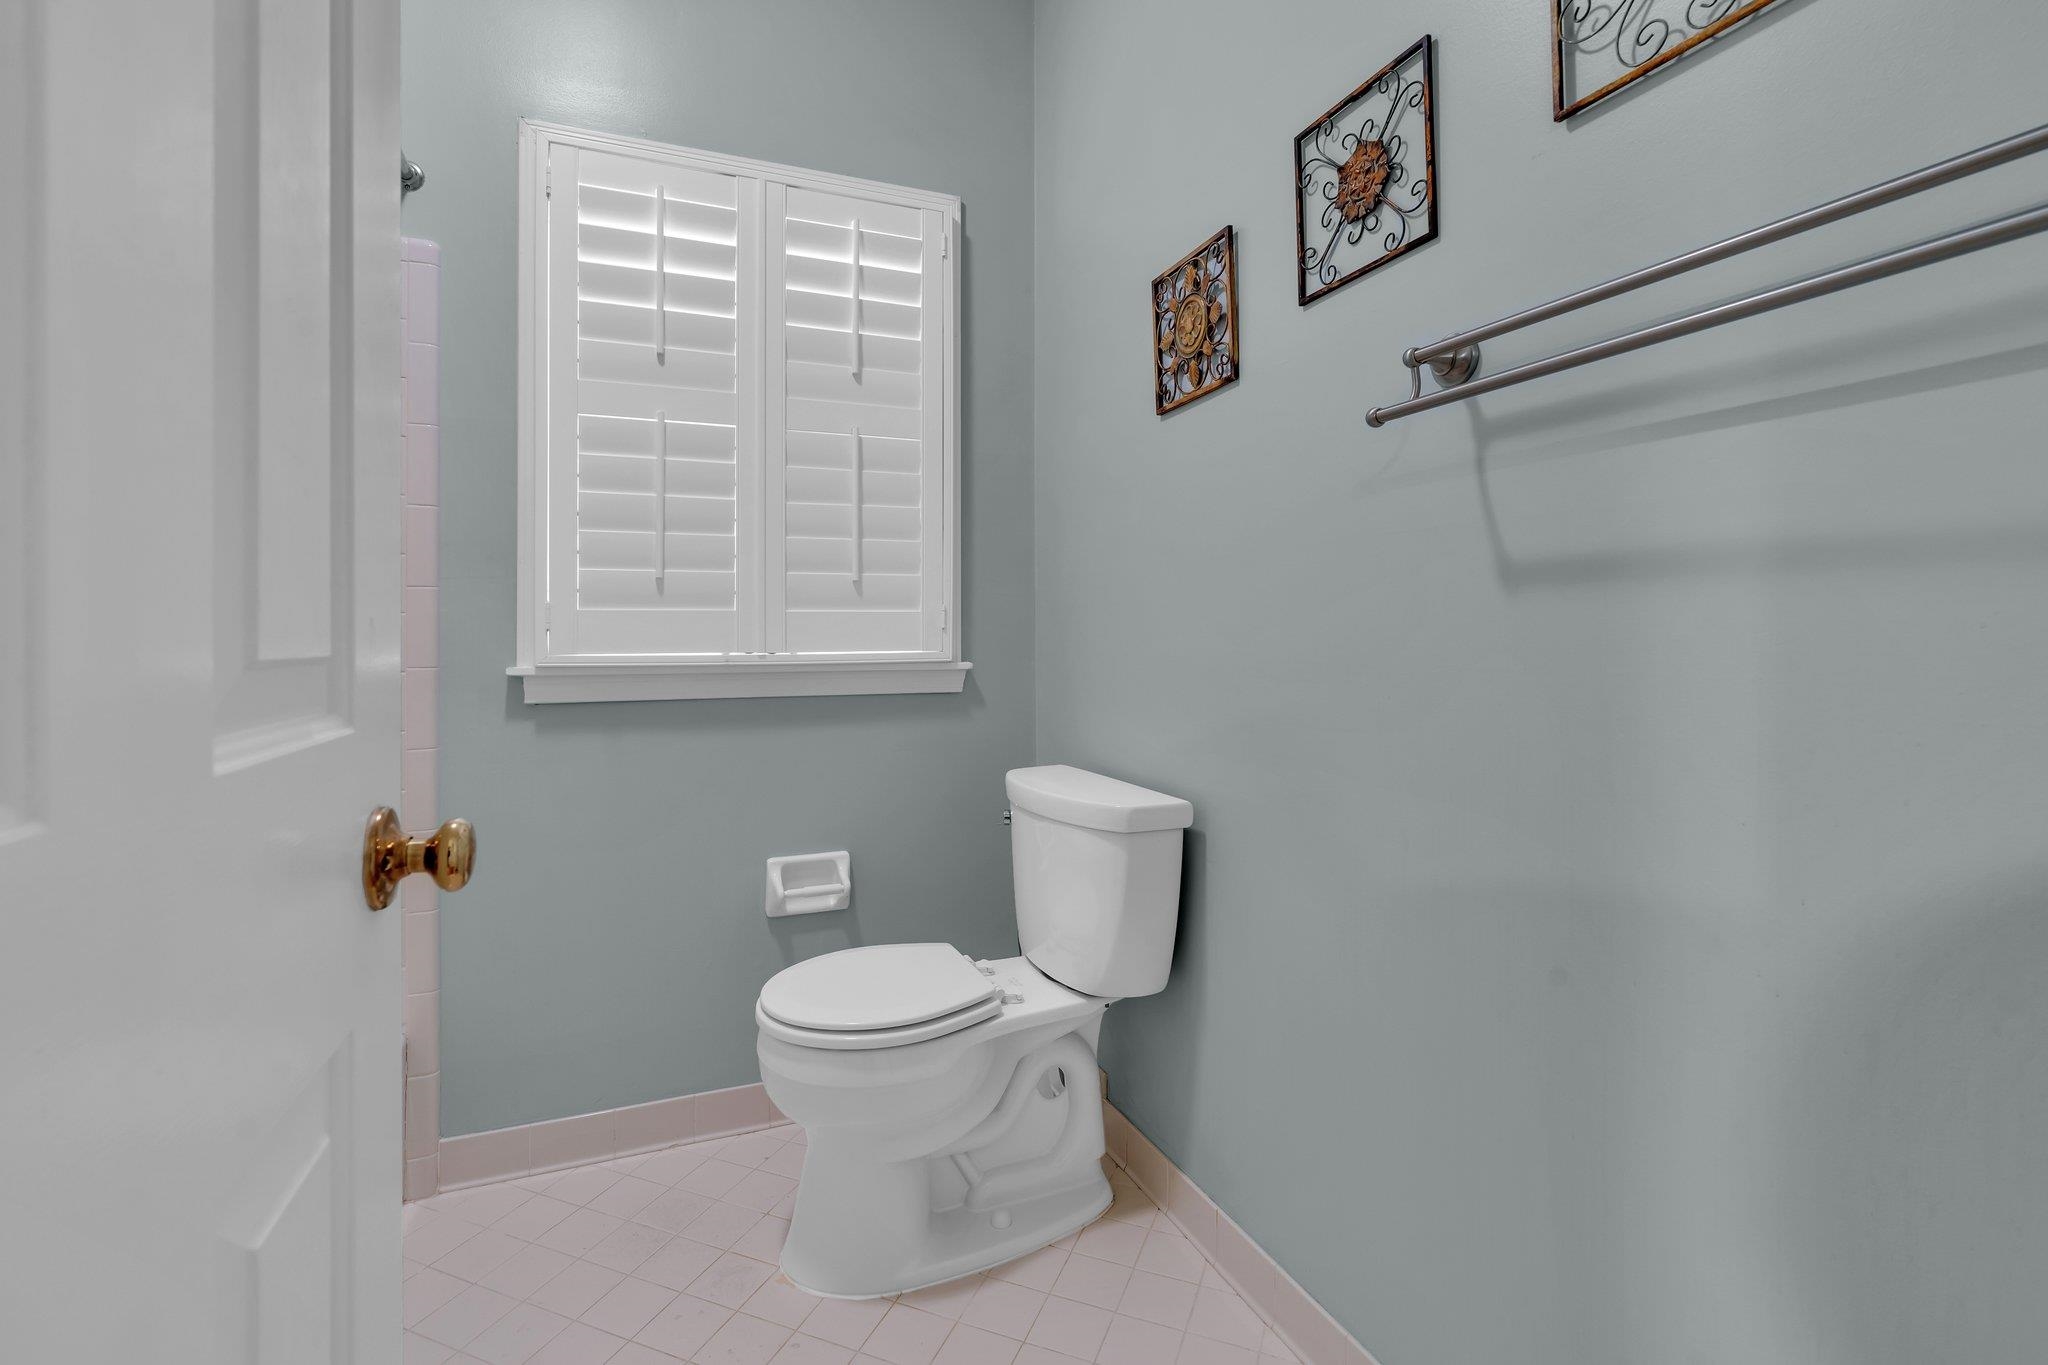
xmin=362 ymin=806 xmax=476 ymax=910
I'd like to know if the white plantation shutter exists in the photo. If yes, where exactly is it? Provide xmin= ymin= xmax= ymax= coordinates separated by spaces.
xmin=765 ymin=186 xmax=948 ymax=656
xmin=516 ymin=123 xmax=960 ymax=699
xmin=545 ymin=145 xmax=761 ymax=657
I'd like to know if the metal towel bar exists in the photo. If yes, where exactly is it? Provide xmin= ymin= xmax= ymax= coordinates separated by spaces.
xmin=1366 ymin=123 xmax=2048 ymax=427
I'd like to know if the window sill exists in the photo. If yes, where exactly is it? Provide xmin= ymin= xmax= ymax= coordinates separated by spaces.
xmin=509 ymin=660 xmax=972 ymax=704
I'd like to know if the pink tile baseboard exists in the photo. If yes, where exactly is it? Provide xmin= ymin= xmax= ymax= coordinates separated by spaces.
xmin=1103 ymin=1101 xmax=1377 ymax=1365
xmin=431 ymin=1083 xmax=790 ymax=1195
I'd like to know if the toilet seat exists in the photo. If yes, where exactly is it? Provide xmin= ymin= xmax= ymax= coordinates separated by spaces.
xmin=757 ymin=943 xmax=1005 ymax=1052
xmin=755 ymin=995 xmax=1005 ymax=1051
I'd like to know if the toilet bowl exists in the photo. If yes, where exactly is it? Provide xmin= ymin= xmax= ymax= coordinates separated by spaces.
xmin=755 ymin=766 xmax=1194 ymax=1297
xmin=758 ymin=953 xmax=1112 ymax=1295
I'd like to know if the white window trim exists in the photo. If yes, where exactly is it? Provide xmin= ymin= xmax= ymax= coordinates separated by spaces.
xmin=510 ymin=119 xmax=967 ymax=703
xmin=510 ymin=659 xmax=973 ymax=704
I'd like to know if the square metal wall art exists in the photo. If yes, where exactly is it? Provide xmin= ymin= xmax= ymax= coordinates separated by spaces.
xmin=1553 ymin=0 xmax=1792 ymax=120
xmin=1293 ymin=34 xmax=1437 ymax=307
xmin=1153 ymin=225 xmax=1239 ymax=416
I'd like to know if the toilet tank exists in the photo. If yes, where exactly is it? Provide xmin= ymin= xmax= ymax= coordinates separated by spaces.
xmin=1006 ymin=765 xmax=1194 ymax=999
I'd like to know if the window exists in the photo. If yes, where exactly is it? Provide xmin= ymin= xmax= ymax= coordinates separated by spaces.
xmin=511 ymin=121 xmax=965 ymax=702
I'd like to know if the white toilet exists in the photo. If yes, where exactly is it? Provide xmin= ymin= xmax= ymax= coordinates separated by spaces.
xmin=755 ymin=764 xmax=1194 ymax=1297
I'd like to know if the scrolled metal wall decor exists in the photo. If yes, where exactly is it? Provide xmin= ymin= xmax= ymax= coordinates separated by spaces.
xmin=1293 ymin=35 xmax=1438 ymax=306
xmin=1553 ymin=0 xmax=1793 ymax=120
xmin=1153 ymin=226 xmax=1240 ymax=416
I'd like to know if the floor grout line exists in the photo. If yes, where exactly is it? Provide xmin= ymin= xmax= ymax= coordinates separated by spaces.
xmin=404 ymin=1124 xmax=1301 ymax=1365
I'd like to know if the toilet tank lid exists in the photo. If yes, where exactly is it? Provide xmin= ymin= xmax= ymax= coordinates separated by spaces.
xmin=1006 ymin=765 xmax=1194 ymax=833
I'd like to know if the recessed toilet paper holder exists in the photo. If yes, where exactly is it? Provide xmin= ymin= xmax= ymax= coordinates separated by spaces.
xmin=765 ymin=851 xmax=851 ymax=917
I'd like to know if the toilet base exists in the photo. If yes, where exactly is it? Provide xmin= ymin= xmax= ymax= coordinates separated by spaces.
xmin=782 ymin=1166 xmax=1112 ymax=1299
xmin=759 ymin=971 xmax=1117 ymax=1298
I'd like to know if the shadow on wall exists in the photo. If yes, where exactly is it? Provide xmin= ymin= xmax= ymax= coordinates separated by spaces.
xmin=1460 ymin=327 xmax=2048 ymax=595
xmin=1127 ymin=824 xmax=1210 ymax=1144
xmin=1354 ymin=285 xmax=2048 ymax=505
xmin=763 ymin=901 xmax=871 ymax=965
xmin=1771 ymin=869 xmax=2048 ymax=1361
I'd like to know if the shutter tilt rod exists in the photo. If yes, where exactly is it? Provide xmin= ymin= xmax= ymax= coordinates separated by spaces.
xmin=654 ymin=410 xmax=668 ymax=589
xmin=851 ymin=214 xmax=864 ymax=382
xmin=850 ymin=427 xmax=864 ymax=587
xmin=654 ymin=185 xmax=668 ymax=364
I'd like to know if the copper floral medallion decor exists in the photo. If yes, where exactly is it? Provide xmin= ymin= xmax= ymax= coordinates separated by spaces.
xmin=1293 ymin=35 xmax=1437 ymax=306
xmin=1554 ymin=0 xmax=1792 ymax=120
xmin=1153 ymin=225 xmax=1239 ymax=416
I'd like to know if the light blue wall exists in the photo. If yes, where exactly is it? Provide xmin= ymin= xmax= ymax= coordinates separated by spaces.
xmin=408 ymin=2 xmax=2048 ymax=1355
xmin=401 ymin=0 xmax=1036 ymax=1137
xmin=1035 ymin=3 xmax=2048 ymax=1364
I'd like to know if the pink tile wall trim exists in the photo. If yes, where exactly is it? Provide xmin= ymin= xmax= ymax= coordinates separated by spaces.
xmin=400 ymin=236 xmax=442 ymax=1201
xmin=1102 ymin=1100 xmax=1377 ymax=1365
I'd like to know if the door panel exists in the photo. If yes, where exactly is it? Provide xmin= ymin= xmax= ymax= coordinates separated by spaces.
xmin=215 ymin=0 xmax=354 ymax=766
xmin=217 ymin=1045 xmax=353 ymax=1365
xmin=0 ymin=2 xmax=404 ymax=1361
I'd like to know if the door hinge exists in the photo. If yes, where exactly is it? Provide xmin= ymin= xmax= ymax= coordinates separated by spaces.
xmin=940 ymin=605 xmax=949 ymax=631
xmin=942 ymin=230 xmax=950 ymax=260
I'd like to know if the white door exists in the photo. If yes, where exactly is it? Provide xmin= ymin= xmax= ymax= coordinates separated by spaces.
xmin=0 ymin=2 xmax=413 ymax=1361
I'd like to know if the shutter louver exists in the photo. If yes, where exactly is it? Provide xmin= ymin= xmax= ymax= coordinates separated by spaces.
xmin=767 ymin=187 xmax=947 ymax=657
xmin=545 ymin=146 xmax=759 ymax=657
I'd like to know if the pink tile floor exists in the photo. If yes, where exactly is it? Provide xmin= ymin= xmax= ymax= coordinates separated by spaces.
xmin=404 ymin=1124 xmax=1300 ymax=1365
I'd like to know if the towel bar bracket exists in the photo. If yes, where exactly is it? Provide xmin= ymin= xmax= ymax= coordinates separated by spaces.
xmin=1409 ymin=342 xmax=1480 ymax=388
